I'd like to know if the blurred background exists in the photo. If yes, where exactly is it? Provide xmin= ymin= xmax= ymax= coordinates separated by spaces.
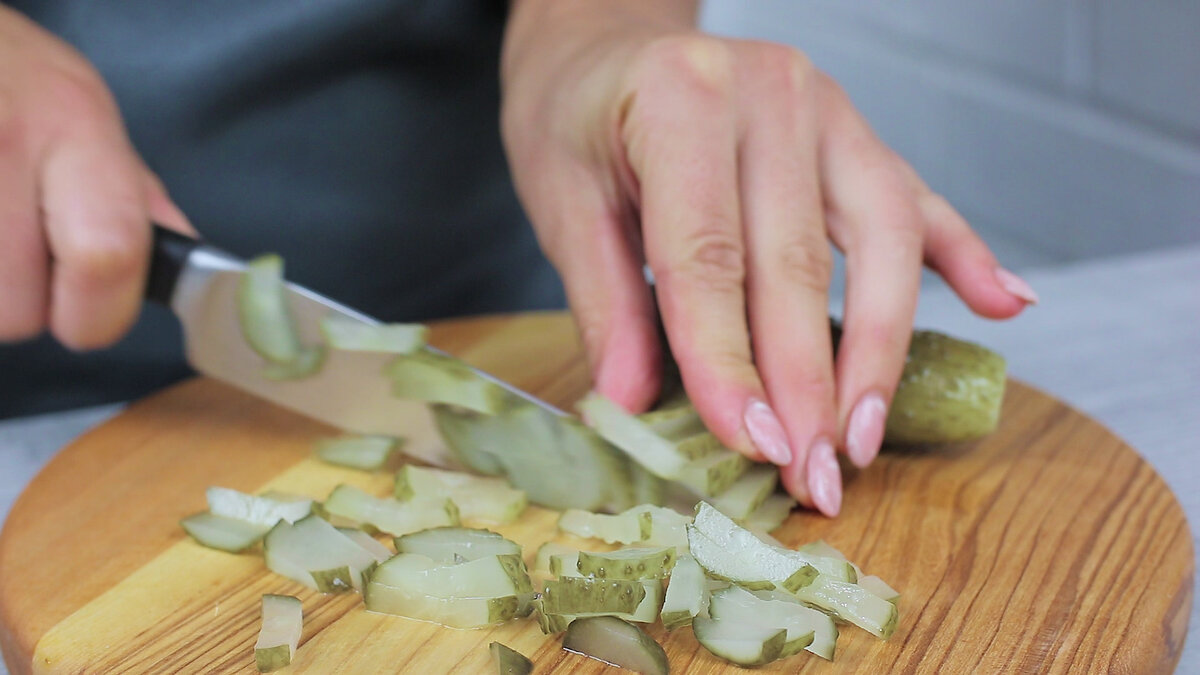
xmin=701 ymin=0 xmax=1200 ymax=299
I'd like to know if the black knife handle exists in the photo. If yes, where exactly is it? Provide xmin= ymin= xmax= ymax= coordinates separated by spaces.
xmin=146 ymin=224 xmax=201 ymax=306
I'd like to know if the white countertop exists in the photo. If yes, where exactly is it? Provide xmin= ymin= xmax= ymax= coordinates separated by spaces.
xmin=1 ymin=245 xmax=1197 ymax=672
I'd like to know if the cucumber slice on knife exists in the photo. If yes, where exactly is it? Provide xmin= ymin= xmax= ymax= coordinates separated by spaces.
xmin=315 ymin=435 xmax=400 ymax=471
xmin=255 ymin=594 xmax=302 ymax=672
xmin=238 ymin=255 xmax=300 ymax=364
xmin=387 ymin=350 xmax=510 ymax=414
xmin=319 ymin=315 xmax=427 ymax=354
xmin=261 ymin=345 xmax=325 ymax=380
xmin=562 ymin=616 xmax=669 ymax=675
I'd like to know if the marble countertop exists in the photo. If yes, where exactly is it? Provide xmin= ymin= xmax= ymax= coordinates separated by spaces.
xmin=2 ymin=245 xmax=1197 ymax=672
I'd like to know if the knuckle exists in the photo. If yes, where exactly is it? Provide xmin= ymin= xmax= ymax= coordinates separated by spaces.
xmin=638 ymin=35 xmax=734 ymax=97
xmin=774 ymin=239 xmax=834 ymax=292
xmin=667 ymin=230 xmax=746 ymax=290
xmin=57 ymin=224 xmax=146 ymax=287
xmin=754 ymin=43 xmax=814 ymax=93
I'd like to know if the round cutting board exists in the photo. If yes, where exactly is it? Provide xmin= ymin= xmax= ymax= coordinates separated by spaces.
xmin=0 ymin=312 xmax=1192 ymax=674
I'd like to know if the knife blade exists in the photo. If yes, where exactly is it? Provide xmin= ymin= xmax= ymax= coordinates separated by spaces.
xmin=146 ymin=226 xmax=567 ymax=438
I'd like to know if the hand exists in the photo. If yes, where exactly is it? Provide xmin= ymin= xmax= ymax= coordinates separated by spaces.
xmin=501 ymin=1 xmax=1036 ymax=515
xmin=0 ymin=6 xmax=192 ymax=350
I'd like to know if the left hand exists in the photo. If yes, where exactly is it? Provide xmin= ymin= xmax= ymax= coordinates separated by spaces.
xmin=500 ymin=1 xmax=1034 ymax=515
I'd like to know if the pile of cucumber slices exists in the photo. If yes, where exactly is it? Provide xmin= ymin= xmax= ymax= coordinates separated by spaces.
xmin=201 ymin=254 xmax=1008 ymax=672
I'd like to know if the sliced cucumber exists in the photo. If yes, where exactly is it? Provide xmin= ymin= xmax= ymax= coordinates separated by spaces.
xmin=562 ymin=616 xmax=669 ymax=675
xmin=693 ymin=616 xmax=787 ymax=667
xmin=672 ymin=431 xmax=724 ymax=461
xmin=238 ymin=255 xmax=300 ymax=364
xmin=336 ymin=528 xmax=393 ymax=563
xmin=858 ymin=575 xmax=901 ymax=603
xmin=633 ymin=504 xmax=693 ymax=549
xmin=371 ymin=553 xmax=531 ymax=598
xmin=536 ymin=580 xmax=662 ymax=633
xmin=692 ymin=502 xmax=854 ymax=585
xmin=255 ymin=594 xmax=302 ymax=672
xmin=394 ymin=465 xmax=527 ymax=524
xmin=263 ymin=514 xmax=379 ymax=590
xmin=660 ymin=553 xmax=706 ymax=630
xmin=709 ymin=585 xmax=838 ymax=660
xmin=363 ymin=580 xmax=522 ymax=628
xmin=541 ymin=577 xmax=647 ymax=615
xmin=262 ymin=345 xmax=325 ymax=380
xmin=687 ymin=528 xmax=787 ymax=591
xmin=430 ymin=405 xmax=506 ymax=476
xmin=386 ymin=350 xmax=509 ymax=414
xmin=310 ymin=566 xmax=357 ymax=593
xmin=314 ymin=435 xmax=399 ymax=471
xmin=558 ymin=508 xmax=651 ymax=544
xmin=489 ymin=642 xmax=533 ymax=675
xmin=322 ymin=484 xmax=459 ymax=536
xmin=793 ymin=574 xmax=899 ymax=639
xmin=206 ymin=486 xmax=313 ymax=527
xmin=575 ymin=547 xmax=676 ymax=580
xmin=637 ymin=406 xmax=704 ymax=440
xmin=319 ymin=315 xmax=427 ymax=354
xmin=395 ymin=527 xmax=521 ymax=564
xmin=180 ymin=512 xmax=269 ymax=553
xmin=533 ymin=542 xmax=578 ymax=577
xmin=677 ymin=449 xmax=750 ymax=496
xmin=740 ymin=493 xmax=795 ymax=533
xmin=709 ymin=467 xmax=777 ymax=520
xmin=578 ymin=391 xmax=689 ymax=479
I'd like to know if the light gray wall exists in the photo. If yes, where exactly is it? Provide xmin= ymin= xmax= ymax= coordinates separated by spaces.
xmin=700 ymin=1 xmax=1200 ymax=270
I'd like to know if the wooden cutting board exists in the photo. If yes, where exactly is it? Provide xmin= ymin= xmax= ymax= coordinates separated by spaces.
xmin=0 ymin=312 xmax=1192 ymax=674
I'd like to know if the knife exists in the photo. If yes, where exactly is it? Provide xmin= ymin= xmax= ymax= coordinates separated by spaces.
xmin=145 ymin=226 xmax=567 ymax=440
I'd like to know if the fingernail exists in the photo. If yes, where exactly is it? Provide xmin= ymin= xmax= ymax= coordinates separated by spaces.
xmin=846 ymin=392 xmax=887 ymax=468
xmin=995 ymin=267 xmax=1039 ymax=305
xmin=743 ymin=398 xmax=792 ymax=466
xmin=807 ymin=438 xmax=842 ymax=517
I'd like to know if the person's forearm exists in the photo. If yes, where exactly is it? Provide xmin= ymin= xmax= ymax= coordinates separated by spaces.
xmin=502 ymin=0 xmax=700 ymax=86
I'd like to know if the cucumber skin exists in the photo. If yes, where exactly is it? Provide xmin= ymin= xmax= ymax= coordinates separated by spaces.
xmin=489 ymin=642 xmax=533 ymax=675
xmin=883 ymin=330 xmax=1006 ymax=444
xmin=254 ymin=644 xmax=292 ymax=673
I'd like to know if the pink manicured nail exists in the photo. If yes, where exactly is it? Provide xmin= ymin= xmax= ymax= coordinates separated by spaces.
xmin=995 ymin=267 xmax=1039 ymax=305
xmin=807 ymin=439 xmax=842 ymax=517
xmin=846 ymin=392 xmax=887 ymax=468
xmin=743 ymin=398 xmax=792 ymax=466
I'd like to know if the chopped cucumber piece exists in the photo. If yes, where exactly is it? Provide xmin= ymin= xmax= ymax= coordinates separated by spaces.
xmin=310 ymin=566 xmax=357 ymax=593
xmin=692 ymin=502 xmax=855 ymax=584
xmin=677 ymin=449 xmax=750 ymax=496
xmin=632 ymin=504 xmax=693 ymax=549
xmin=394 ymin=465 xmax=527 ymax=524
xmin=263 ymin=514 xmax=379 ymax=590
xmin=387 ymin=350 xmax=509 ymax=414
xmin=322 ymin=484 xmax=459 ymax=536
xmin=238 ymin=255 xmax=300 ymax=364
xmin=262 ymin=344 xmax=325 ymax=380
xmin=541 ymin=577 xmax=647 ymax=615
xmin=672 ymin=432 xmax=724 ymax=461
xmin=255 ymin=594 xmax=301 ymax=672
xmin=562 ymin=616 xmax=669 ymax=675
xmin=535 ymin=580 xmax=662 ymax=633
xmin=206 ymin=486 xmax=313 ymax=527
xmin=709 ymin=467 xmax=777 ymax=520
xmin=576 ymin=547 xmax=676 ymax=580
xmin=180 ymin=512 xmax=269 ymax=552
xmin=858 ymin=575 xmax=901 ymax=603
xmin=578 ymin=391 xmax=689 ymax=479
xmin=558 ymin=508 xmax=651 ymax=544
xmin=371 ymin=553 xmax=531 ymax=598
xmin=693 ymin=617 xmax=787 ymax=667
xmin=709 ymin=585 xmax=838 ymax=660
xmin=433 ymin=403 xmax=632 ymax=512
xmin=314 ymin=435 xmax=399 ymax=471
xmin=336 ymin=528 xmax=393 ymax=562
xmin=793 ymin=574 xmax=899 ymax=639
xmin=489 ymin=642 xmax=532 ymax=675
xmin=660 ymin=553 xmax=706 ymax=630
xmin=637 ymin=406 xmax=704 ymax=441
xmin=884 ymin=329 xmax=1007 ymax=443
xmin=319 ymin=315 xmax=427 ymax=354
xmin=740 ymin=493 xmax=795 ymax=533
xmin=630 ymin=467 xmax=667 ymax=506
xmin=364 ymin=581 xmax=522 ymax=628
xmin=395 ymin=527 xmax=521 ymax=564
xmin=687 ymin=528 xmax=785 ymax=591
xmin=796 ymin=539 xmax=847 ymax=560
xmin=534 ymin=542 xmax=578 ymax=576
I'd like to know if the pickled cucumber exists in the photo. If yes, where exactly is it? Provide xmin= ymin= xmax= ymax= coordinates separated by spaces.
xmin=489 ymin=642 xmax=533 ymax=675
xmin=562 ymin=617 xmax=669 ymax=675
xmin=575 ymin=547 xmax=677 ymax=580
xmin=541 ymin=577 xmax=647 ymax=615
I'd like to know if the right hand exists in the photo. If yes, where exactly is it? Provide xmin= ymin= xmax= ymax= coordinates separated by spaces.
xmin=0 ymin=6 xmax=192 ymax=350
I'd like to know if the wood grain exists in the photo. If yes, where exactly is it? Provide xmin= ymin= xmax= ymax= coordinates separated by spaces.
xmin=0 ymin=312 xmax=1192 ymax=674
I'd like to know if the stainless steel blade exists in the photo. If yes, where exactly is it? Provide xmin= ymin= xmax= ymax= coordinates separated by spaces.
xmin=169 ymin=246 xmax=566 ymax=439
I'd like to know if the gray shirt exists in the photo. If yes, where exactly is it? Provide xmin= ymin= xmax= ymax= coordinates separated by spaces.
xmin=0 ymin=0 xmax=565 ymax=416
